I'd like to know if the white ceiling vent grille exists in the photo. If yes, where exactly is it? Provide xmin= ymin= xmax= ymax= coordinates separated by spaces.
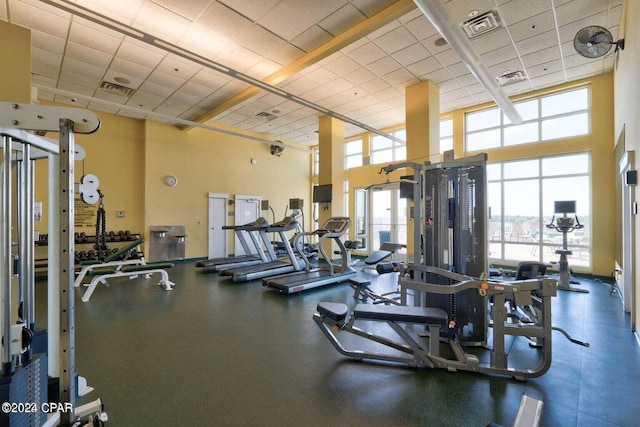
xmin=461 ymin=10 xmax=502 ymax=39
xmin=256 ymin=111 xmax=277 ymax=121
xmin=496 ymin=70 xmax=527 ymax=86
xmin=99 ymin=81 xmax=136 ymax=97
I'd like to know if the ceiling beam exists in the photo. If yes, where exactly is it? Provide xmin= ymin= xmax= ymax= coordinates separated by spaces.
xmin=186 ymin=0 xmax=417 ymax=130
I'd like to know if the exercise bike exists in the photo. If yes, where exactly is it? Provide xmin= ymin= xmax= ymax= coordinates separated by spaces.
xmin=546 ymin=200 xmax=588 ymax=293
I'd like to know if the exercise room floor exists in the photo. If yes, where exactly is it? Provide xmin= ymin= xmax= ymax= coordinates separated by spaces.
xmin=36 ymin=261 xmax=640 ymax=426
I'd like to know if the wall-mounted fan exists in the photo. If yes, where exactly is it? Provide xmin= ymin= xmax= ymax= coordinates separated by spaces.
xmin=270 ymin=141 xmax=284 ymax=156
xmin=574 ymin=26 xmax=624 ymax=58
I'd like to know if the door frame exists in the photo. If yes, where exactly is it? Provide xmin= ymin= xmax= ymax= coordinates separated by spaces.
xmin=367 ymin=183 xmax=407 ymax=259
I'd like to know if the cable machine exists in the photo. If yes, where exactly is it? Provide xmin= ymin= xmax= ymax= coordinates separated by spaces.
xmin=0 ymin=102 xmax=106 ymax=426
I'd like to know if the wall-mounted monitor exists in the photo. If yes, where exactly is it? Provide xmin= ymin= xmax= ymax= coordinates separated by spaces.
xmin=312 ymin=184 xmax=332 ymax=203
xmin=289 ymin=198 xmax=303 ymax=210
xmin=554 ymin=200 xmax=576 ymax=214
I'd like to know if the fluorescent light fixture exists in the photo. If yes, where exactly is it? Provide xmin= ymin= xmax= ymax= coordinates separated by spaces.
xmin=413 ymin=0 xmax=523 ymax=124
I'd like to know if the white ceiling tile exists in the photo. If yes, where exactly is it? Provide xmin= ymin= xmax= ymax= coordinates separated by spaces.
xmin=59 ymin=70 xmax=101 ymax=90
xmin=498 ymin=0 xmax=551 ymax=26
xmin=392 ymin=43 xmax=431 ymax=67
xmin=381 ymin=68 xmax=419 ymax=87
xmin=75 ymin=0 xmax=144 ymax=24
xmin=434 ymin=49 xmax=462 ymax=67
xmin=343 ymin=68 xmax=378 ymax=86
xmin=557 ymin=12 xmax=608 ymax=43
xmin=524 ymin=59 xmax=564 ymax=79
xmin=133 ymin=1 xmax=192 ymax=43
xmin=108 ymin=58 xmax=152 ymax=83
xmin=350 ymin=0 xmax=397 ymax=18
xmin=269 ymin=43 xmax=305 ymax=66
xmin=238 ymin=24 xmax=288 ymax=57
xmin=403 ymin=15 xmax=438 ymax=42
xmin=66 ymin=41 xmax=112 ymax=69
xmin=555 ymin=0 xmax=608 ymax=26
xmin=128 ymin=92 xmax=165 ymax=110
xmin=406 ymin=56 xmax=443 ymax=78
xmin=32 ymin=47 xmax=62 ymax=68
xmin=257 ymin=1 xmax=315 ymax=41
xmin=530 ymin=70 xmax=568 ymax=89
xmin=347 ymin=42 xmax=388 ymax=66
xmin=167 ymin=90 xmax=205 ymax=107
xmin=319 ymin=3 xmax=366 ymax=36
xmin=323 ymin=54 xmax=362 ymax=76
xmin=10 ymin=0 xmax=70 ymax=38
xmin=179 ymin=22 xmax=233 ymax=59
xmin=482 ymin=45 xmax=519 ymax=67
xmin=507 ymin=10 xmax=556 ymax=43
xmin=215 ymin=44 xmax=265 ymax=73
xmin=325 ymin=77 xmax=354 ymax=93
xmin=138 ymin=79 xmax=179 ymax=98
xmin=68 ymin=21 xmax=122 ymax=55
xmin=157 ymin=54 xmax=202 ymax=80
xmin=469 ymin=28 xmax=512 ymax=56
xmin=247 ymin=58 xmax=282 ymax=80
xmin=30 ymin=28 xmax=65 ymax=54
xmin=291 ymin=25 xmax=333 ymax=53
xmin=372 ymin=25 xmax=418 ymax=55
xmin=61 ymin=57 xmax=105 ymax=79
xmin=32 ymin=62 xmax=59 ymax=79
xmin=516 ymin=30 xmax=558 ymax=56
xmin=521 ymin=47 xmax=561 ymax=68
xmin=190 ymin=69 xmax=234 ymax=90
xmin=358 ymin=78 xmax=391 ymax=94
xmin=150 ymin=0 xmax=211 ymax=21
xmin=367 ymin=56 xmax=402 ymax=77
xmin=117 ymin=40 xmax=166 ymax=69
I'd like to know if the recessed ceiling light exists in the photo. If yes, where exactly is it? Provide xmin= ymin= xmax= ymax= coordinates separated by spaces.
xmin=272 ymin=109 xmax=281 ymax=114
xmin=70 ymin=98 xmax=77 ymax=102
xmin=114 ymin=76 xmax=131 ymax=85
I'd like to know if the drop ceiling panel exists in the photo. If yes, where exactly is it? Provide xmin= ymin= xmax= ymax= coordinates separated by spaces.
xmin=3 ymin=0 xmax=621 ymax=146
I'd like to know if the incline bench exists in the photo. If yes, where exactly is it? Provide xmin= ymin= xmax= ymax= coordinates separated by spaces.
xmin=74 ymin=238 xmax=176 ymax=302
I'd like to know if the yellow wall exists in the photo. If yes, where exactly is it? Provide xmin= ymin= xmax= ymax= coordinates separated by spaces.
xmin=143 ymin=121 xmax=311 ymax=258
xmin=0 ymin=20 xmax=31 ymax=103
xmin=34 ymin=110 xmax=146 ymax=242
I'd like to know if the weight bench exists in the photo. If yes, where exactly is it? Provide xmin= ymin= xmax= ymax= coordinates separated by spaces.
xmin=315 ymin=272 xmax=560 ymax=379
xmin=74 ymin=238 xmax=176 ymax=302
xmin=349 ymin=277 xmax=401 ymax=305
xmin=314 ymin=302 xmax=463 ymax=369
xmin=364 ymin=242 xmax=404 ymax=265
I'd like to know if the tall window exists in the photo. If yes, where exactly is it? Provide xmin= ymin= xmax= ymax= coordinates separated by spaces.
xmin=312 ymin=148 xmax=319 ymax=176
xmin=440 ymin=118 xmax=453 ymax=153
xmin=488 ymin=153 xmax=591 ymax=268
xmin=371 ymin=129 xmax=406 ymax=164
xmin=344 ymin=139 xmax=362 ymax=169
xmin=466 ymin=86 xmax=590 ymax=151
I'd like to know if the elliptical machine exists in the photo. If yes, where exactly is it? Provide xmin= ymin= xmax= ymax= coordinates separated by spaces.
xmin=546 ymin=200 xmax=588 ymax=293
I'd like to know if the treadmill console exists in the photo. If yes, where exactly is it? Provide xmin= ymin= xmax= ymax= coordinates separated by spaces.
xmin=317 ymin=217 xmax=350 ymax=235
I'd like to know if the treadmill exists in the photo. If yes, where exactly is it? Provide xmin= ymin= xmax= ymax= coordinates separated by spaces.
xmin=218 ymin=216 xmax=305 ymax=282
xmin=262 ymin=216 xmax=356 ymax=294
xmin=195 ymin=217 xmax=273 ymax=273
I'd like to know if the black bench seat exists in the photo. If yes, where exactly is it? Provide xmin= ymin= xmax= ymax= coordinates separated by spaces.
xmin=354 ymin=304 xmax=448 ymax=326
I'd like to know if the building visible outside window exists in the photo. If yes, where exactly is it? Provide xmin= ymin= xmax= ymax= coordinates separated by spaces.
xmin=487 ymin=153 xmax=591 ymax=268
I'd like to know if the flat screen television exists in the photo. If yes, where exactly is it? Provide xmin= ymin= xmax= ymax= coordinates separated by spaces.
xmin=554 ymin=200 xmax=576 ymax=214
xmin=313 ymin=184 xmax=332 ymax=203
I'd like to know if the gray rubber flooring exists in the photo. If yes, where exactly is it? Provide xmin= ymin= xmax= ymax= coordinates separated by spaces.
xmin=35 ymin=261 xmax=640 ymax=426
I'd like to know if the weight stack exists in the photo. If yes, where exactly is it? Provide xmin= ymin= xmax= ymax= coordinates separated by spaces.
xmin=0 ymin=354 xmax=48 ymax=427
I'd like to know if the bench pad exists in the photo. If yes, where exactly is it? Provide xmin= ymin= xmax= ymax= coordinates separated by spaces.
xmin=317 ymin=302 xmax=349 ymax=322
xmin=354 ymin=304 xmax=448 ymax=325
xmin=121 ymin=262 xmax=174 ymax=273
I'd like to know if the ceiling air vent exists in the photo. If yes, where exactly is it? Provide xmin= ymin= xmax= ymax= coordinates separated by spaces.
xmin=99 ymin=81 xmax=136 ymax=97
xmin=496 ymin=70 xmax=527 ymax=86
xmin=256 ymin=111 xmax=277 ymax=121
xmin=461 ymin=10 xmax=502 ymax=39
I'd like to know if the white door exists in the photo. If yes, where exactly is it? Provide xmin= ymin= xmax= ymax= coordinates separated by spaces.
xmin=234 ymin=195 xmax=261 ymax=256
xmin=368 ymin=184 xmax=407 ymax=260
xmin=208 ymin=193 xmax=228 ymax=259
